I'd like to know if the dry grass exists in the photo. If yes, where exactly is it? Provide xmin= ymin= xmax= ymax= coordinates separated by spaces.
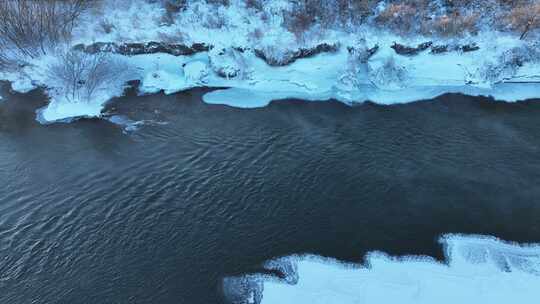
xmin=374 ymin=0 xmax=439 ymax=34
xmin=503 ymin=3 xmax=540 ymax=38
xmin=154 ymin=0 xmax=539 ymax=41
xmin=282 ymin=0 xmax=373 ymax=39
xmin=375 ymin=3 xmax=418 ymax=34
xmin=372 ymin=0 xmax=538 ymax=37
xmin=424 ymin=13 xmax=479 ymax=37
xmin=158 ymin=0 xmax=186 ymax=25
xmin=283 ymin=7 xmax=315 ymax=40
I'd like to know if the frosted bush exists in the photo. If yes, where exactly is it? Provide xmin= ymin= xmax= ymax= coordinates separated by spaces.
xmin=209 ymin=47 xmax=249 ymax=79
xmin=339 ymin=40 xmax=372 ymax=89
xmin=368 ymin=56 xmax=408 ymax=90
xmin=47 ymin=49 xmax=122 ymax=103
xmin=255 ymin=45 xmax=297 ymax=66
xmin=183 ymin=60 xmax=209 ymax=84
xmin=477 ymin=44 xmax=540 ymax=85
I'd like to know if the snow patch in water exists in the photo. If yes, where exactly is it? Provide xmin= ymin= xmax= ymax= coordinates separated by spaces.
xmin=203 ymin=88 xmax=276 ymax=108
xmin=203 ymin=88 xmax=333 ymax=108
xmin=36 ymin=96 xmax=106 ymax=124
xmin=224 ymin=234 xmax=540 ymax=304
xmin=107 ymin=115 xmax=144 ymax=132
xmin=107 ymin=114 xmax=169 ymax=133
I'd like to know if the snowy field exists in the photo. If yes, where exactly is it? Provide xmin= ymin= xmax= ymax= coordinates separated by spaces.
xmin=225 ymin=234 xmax=540 ymax=304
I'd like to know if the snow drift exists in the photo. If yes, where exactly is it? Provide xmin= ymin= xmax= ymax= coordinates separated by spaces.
xmin=224 ymin=234 xmax=540 ymax=304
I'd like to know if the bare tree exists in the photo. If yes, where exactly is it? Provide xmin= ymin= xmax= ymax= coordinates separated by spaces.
xmin=0 ymin=47 xmax=10 ymax=69
xmin=0 ymin=0 xmax=89 ymax=66
xmin=520 ymin=13 xmax=538 ymax=40
xmin=48 ymin=50 xmax=120 ymax=102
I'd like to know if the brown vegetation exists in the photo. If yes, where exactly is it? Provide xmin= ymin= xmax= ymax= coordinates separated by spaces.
xmin=375 ymin=3 xmax=419 ymax=34
xmin=373 ymin=0 xmax=538 ymax=37
xmin=149 ymin=0 xmax=539 ymax=40
xmin=426 ymin=13 xmax=479 ymax=37
xmin=505 ymin=3 xmax=540 ymax=39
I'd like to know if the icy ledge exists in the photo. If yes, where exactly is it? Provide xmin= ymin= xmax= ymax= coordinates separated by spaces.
xmin=2 ymin=32 xmax=540 ymax=124
xmin=223 ymin=234 xmax=540 ymax=304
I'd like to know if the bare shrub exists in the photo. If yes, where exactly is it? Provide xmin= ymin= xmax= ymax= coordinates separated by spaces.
xmin=504 ymin=3 xmax=540 ymax=39
xmin=255 ymin=45 xmax=297 ymax=66
xmin=157 ymin=30 xmax=188 ymax=44
xmin=374 ymin=3 xmax=418 ymax=34
xmin=282 ymin=0 xmax=373 ymax=35
xmin=0 ymin=46 xmax=11 ymax=69
xmin=48 ymin=50 xmax=120 ymax=102
xmin=157 ymin=0 xmax=186 ymax=25
xmin=340 ymin=40 xmax=372 ymax=88
xmin=249 ymin=28 xmax=264 ymax=41
xmin=245 ymin=0 xmax=263 ymax=11
xmin=164 ymin=0 xmax=186 ymax=12
xmin=205 ymin=0 xmax=229 ymax=6
xmin=283 ymin=1 xmax=328 ymax=38
xmin=147 ymin=0 xmax=540 ymax=40
xmin=201 ymin=7 xmax=227 ymax=29
xmin=332 ymin=0 xmax=372 ymax=26
xmin=159 ymin=11 xmax=176 ymax=26
xmin=480 ymin=44 xmax=540 ymax=83
xmin=371 ymin=0 xmax=502 ymax=36
xmin=425 ymin=12 xmax=479 ymax=36
xmin=369 ymin=56 xmax=408 ymax=90
xmin=283 ymin=8 xmax=315 ymax=40
xmin=99 ymin=19 xmax=116 ymax=34
xmin=0 ymin=0 xmax=89 ymax=61
xmin=209 ymin=48 xmax=248 ymax=79
xmin=247 ymin=27 xmax=265 ymax=45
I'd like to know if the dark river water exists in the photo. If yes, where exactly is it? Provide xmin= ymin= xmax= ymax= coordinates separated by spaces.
xmin=1 ymin=83 xmax=540 ymax=303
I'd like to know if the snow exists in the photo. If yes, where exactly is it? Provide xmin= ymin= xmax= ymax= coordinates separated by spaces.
xmin=107 ymin=115 xmax=168 ymax=133
xmin=36 ymin=97 xmax=104 ymax=123
xmin=0 ymin=70 xmax=38 ymax=94
xmin=204 ymin=88 xmax=277 ymax=108
xmin=183 ymin=60 xmax=210 ymax=84
xmin=141 ymin=69 xmax=188 ymax=95
xmin=226 ymin=234 xmax=540 ymax=304
xmin=204 ymin=35 xmax=540 ymax=109
xmin=136 ymin=54 xmax=213 ymax=95
xmin=1 ymin=0 xmax=540 ymax=124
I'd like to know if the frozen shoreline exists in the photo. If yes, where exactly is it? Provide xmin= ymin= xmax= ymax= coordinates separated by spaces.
xmin=1 ymin=0 xmax=540 ymax=124
xmin=1 ymin=31 xmax=540 ymax=124
xmin=224 ymin=234 xmax=540 ymax=304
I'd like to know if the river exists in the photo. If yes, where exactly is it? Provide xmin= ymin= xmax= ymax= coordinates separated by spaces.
xmin=1 ymin=85 xmax=540 ymax=303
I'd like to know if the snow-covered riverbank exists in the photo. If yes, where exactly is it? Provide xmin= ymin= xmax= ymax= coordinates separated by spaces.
xmin=224 ymin=234 xmax=540 ymax=304
xmin=1 ymin=0 xmax=539 ymax=124
xmin=3 ymin=32 xmax=540 ymax=124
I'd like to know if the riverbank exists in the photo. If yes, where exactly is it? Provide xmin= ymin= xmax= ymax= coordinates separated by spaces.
xmin=2 ymin=30 xmax=540 ymax=124
xmin=225 ymin=234 xmax=540 ymax=304
xmin=1 ymin=0 xmax=539 ymax=124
